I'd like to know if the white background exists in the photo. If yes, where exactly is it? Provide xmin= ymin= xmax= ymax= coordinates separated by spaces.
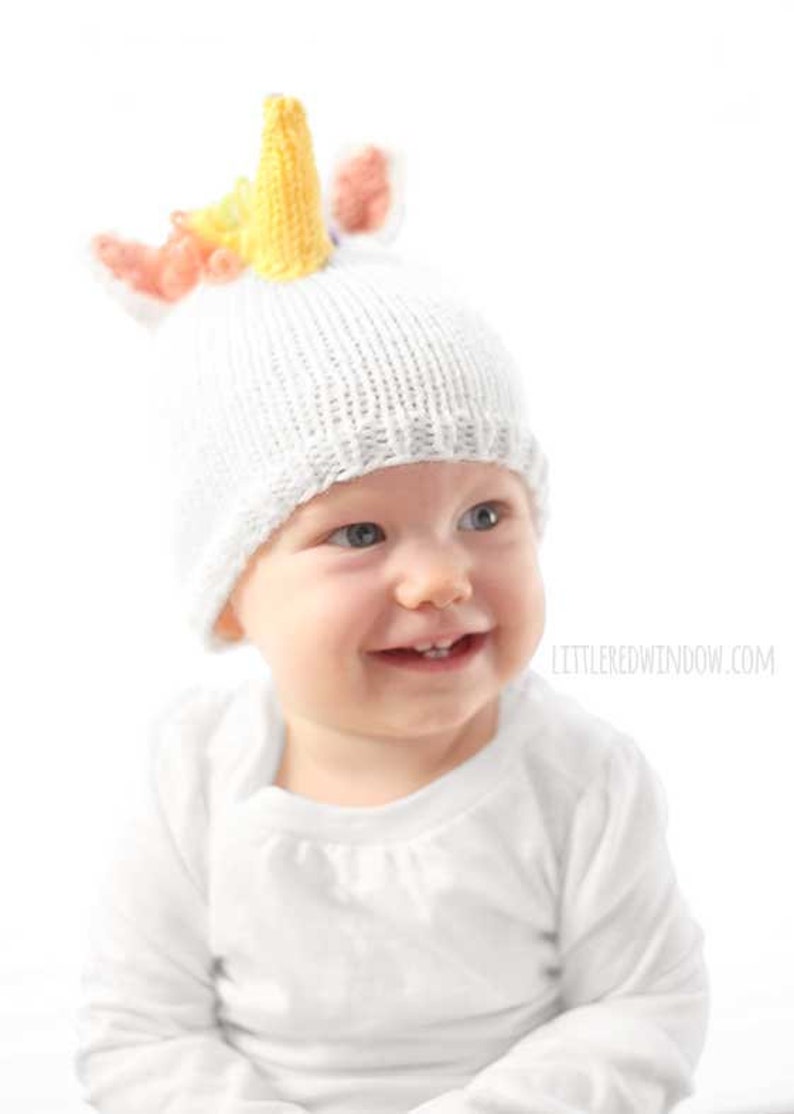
xmin=1 ymin=3 xmax=792 ymax=1112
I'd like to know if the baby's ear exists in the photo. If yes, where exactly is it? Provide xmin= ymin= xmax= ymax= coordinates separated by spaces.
xmin=326 ymin=143 xmax=406 ymax=246
xmin=214 ymin=600 xmax=245 ymax=643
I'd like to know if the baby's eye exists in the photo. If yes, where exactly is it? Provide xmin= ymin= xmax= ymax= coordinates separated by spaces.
xmin=328 ymin=521 xmax=385 ymax=549
xmin=325 ymin=501 xmax=506 ymax=549
xmin=461 ymin=502 xmax=504 ymax=531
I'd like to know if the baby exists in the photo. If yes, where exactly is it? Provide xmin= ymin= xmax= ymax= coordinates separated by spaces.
xmin=75 ymin=95 xmax=709 ymax=1114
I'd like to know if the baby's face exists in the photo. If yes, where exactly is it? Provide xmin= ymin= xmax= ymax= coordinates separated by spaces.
xmin=218 ymin=460 xmax=545 ymax=748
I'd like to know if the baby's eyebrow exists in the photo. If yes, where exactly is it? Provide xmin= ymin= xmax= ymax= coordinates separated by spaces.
xmin=296 ymin=495 xmax=378 ymax=523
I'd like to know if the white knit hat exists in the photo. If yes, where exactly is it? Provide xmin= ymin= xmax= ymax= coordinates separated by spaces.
xmin=91 ymin=95 xmax=550 ymax=654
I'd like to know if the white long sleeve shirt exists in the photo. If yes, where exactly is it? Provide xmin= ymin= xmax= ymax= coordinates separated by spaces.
xmin=74 ymin=665 xmax=709 ymax=1114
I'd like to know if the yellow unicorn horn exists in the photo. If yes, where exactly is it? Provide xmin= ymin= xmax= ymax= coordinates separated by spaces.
xmin=247 ymin=94 xmax=334 ymax=281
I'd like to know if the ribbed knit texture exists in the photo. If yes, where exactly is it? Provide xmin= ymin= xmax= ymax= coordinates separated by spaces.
xmin=152 ymin=241 xmax=550 ymax=653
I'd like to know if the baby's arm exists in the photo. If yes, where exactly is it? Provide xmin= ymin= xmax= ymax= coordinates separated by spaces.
xmin=74 ymin=688 xmax=311 ymax=1114
xmin=405 ymin=738 xmax=709 ymax=1114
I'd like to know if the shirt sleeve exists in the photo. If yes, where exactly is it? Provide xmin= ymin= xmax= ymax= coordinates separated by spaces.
xmin=73 ymin=686 xmax=311 ymax=1114
xmin=403 ymin=736 xmax=710 ymax=1114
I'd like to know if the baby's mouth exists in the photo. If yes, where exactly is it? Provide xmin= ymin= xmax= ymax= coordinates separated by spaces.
xmin=378 ymin=634 xmax=471 ymax=660
xmin=369 ymin=632 xmax=490 ymax=669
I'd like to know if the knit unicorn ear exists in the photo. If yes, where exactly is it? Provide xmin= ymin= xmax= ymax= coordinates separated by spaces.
xmin=87 ymin=94 xmax=404 ymax=330
xmin=326 ymin=143 xmax=406 ymax=246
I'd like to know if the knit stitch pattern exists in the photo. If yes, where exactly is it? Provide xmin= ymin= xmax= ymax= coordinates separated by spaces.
xmin=151 ymin=241 xmax=550 ymax=653
xmin=250 ymin=96 xmax=334 ymax=280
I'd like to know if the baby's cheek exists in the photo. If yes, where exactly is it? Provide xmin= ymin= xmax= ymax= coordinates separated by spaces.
xmin=501 ymin=573 xmax=546 ymax=650
xmin=497 ymin=565 xmax=540 ymax=610
xmin=314 ymin=584 xmax=373 ymax=638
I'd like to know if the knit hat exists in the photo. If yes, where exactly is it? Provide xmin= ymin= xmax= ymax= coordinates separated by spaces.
xmin=90 ymin=94 xmax=550 ymax=654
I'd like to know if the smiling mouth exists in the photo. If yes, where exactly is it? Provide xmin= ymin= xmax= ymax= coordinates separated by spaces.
xmin=369 ymin=631 xmax=490 ymax=670
xmin=380 ymin=634 xmax=470 ymax=659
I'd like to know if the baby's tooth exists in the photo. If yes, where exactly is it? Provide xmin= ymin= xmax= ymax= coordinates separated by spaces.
xmin=413 ymin=638 xmax=456 ymax=652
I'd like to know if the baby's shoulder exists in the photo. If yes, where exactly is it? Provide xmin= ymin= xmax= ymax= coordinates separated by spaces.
xmin=146 ymin=677 xmax=241 ymax=789
xmin=150 ymin=670 xmax=284 ymax=821
xmin=151 ymin=679 xmax=233 ymax=735
xmin=509 ymin=670 xmax=643 ymax=813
